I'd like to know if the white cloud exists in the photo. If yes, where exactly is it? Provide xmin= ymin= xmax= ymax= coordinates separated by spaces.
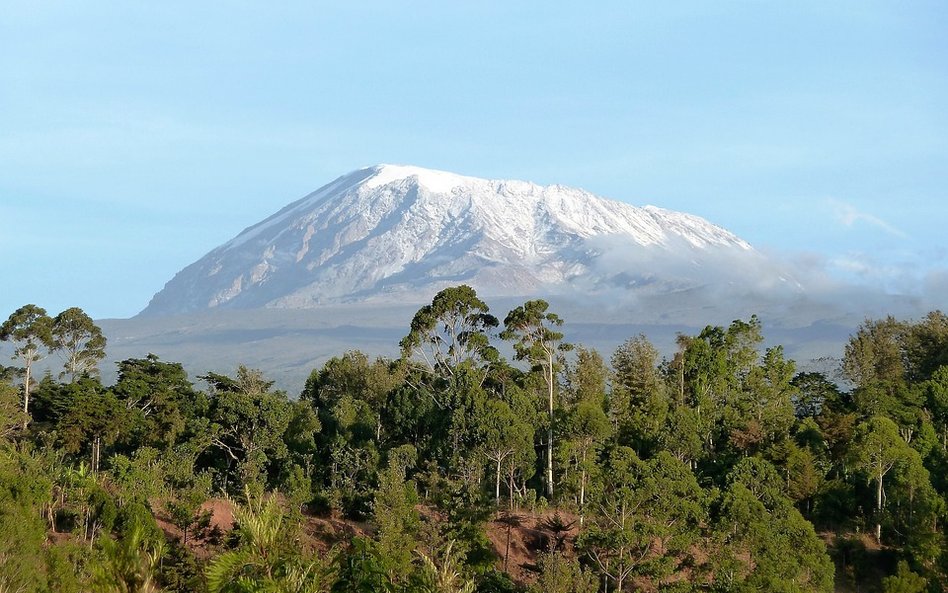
xmin=828 ymin=198 xmax=908 ymax=239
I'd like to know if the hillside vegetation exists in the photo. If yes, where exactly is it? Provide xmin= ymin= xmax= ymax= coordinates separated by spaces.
xmin=1 ymin=287 xmax=946 ymax=592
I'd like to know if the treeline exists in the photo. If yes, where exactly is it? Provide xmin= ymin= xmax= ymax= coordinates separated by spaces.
xmin=0 ymin=288 xmax=946 ymax=592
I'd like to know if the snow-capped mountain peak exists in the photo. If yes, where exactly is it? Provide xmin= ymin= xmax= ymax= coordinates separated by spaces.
xmin=140 ymin=165 xmax=788 ymax=316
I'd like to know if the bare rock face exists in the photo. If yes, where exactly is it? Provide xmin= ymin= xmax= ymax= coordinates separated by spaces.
xmin=140 ymin=164 xmax=793 ymax=317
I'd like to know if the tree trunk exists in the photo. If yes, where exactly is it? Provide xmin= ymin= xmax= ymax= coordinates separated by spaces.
xmin=546 ymin=353 xmax=554 ymax=500
xmin=92 ymin=435 xmax=101 ymax=474
xmin=876 ymin=472 xmax=884 ymax=543
xmin=679 ymin=361 xmax=684 ymax=403
xmin=22 ymin=360 xmax=31 ymax=431
xmin=580 ymin=448 xmax=587 ymax=526
xmin=509 ymin=464 xmax=515 ymax=510
xmin=496 ymin=458 xmax=502 ymax=507
xmin=504 ymin=520 xmax=512 ymax=571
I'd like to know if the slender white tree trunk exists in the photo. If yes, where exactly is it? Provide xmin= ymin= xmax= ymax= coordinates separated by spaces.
xmin=546 ymin=353 xmax=554 ymax=500
xmin=496 ymin=458 xmax=502 ymax=506
xmin=580 ymin=448 xmax=587 ymax=525
xmin=22 ymin=360 xmax=32 ymax=431
xmin=876 ymin=472 xmax=884 ymax=543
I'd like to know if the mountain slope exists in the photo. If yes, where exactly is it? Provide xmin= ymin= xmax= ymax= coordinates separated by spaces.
xmin=141 ymin=164 xmax=791 ymax=317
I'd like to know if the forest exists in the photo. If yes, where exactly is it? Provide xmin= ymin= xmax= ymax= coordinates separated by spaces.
xmin=1 ymin=286 xmax=946 ymax=592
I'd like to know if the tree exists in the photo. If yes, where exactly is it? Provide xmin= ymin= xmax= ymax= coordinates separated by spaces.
xmin=564 ymin=347 xmax=608 ymax=408
xmin=303 ymin=351 xmax=400 ymax=444
xmin=673 ymin=317 xmax=764 ymax=463
xmin=882 ymin=561 xmax=927 ymax=593
xmin=301 ymin=354 xmax=391 ymax=515
xmin=476 ymin=398 xmax=533 ymax=507
xmin=57 ymin=378 xmax=126 ymax=473
xmin=713 ymin=476 xmax=834 ymax=593
xmin=331 ymin=537 xmax=392 ymax=593
xmin=282 ymin=400 xmax=322 ymax=500
xmin=851 ymin=416 xmax=914 ymax=543
xmin=612 ymin=335 xmax=662 ymax=401
xmin=372 ymin=445 xmax=420 ymax=582
xmin=577 ymin=448 xmax=707 ymax=591
xmin=203 ymin=366 xmax=293 ymax=494
xmin=529 ymin=551 xmax=598 ymax=593
xmin=660 ymin=404 xmax=704 ymax=467
xmin=784 ymin=442 xmax=824 ymax=517
xmin=923 ymin=365 xmax=948 ymax=451
xmin=610 ymin=336 xmax=667 ymax=455
xmin=113 ymin=354 xmax=203 ymax=452
xmin=0 ymin=304 xmax=54 ymax=430
xmin=164 ymin=470 xmax=212 ymax=546
xmin=52 ymin=307 xmax=106 ymax=382
xmin=400 ymin=285 xmax=499 ymax=383
xmin=843 ymin=317 xmax=906 ymax=410
xmin=902 ymin=310 xmax=948 ymax=383
xmin=501 ymin=299 xmax=571 ymax=499
xmin=0 ymin=375 xmax=24 ymax=440
xmin=558 ymin=399 xmax=610 ymax=520
xmin=791 ymin=371 xmax=841 ymax=419
xmin=734 ymin=345 xmax=796 ymax=451
xmin=0 ymin=499 xmax=51 ymax=593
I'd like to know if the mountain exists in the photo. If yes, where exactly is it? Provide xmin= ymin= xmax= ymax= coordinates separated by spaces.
xmin=112 ymin=164 xmax=928 ymax=392
xmin=141 ymin=164 xmax=796 ymax=317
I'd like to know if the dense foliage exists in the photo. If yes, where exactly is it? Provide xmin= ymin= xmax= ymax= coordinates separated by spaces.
xmin=1 ymin=291 xmax=946 ymax=592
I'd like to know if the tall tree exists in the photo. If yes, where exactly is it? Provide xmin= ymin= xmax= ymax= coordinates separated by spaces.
xmin=52 ymin=307 xmax=106 ymax=382
xmin=501 ymin=299 xmax=571 ymax=500
xmin=732 ymin=345 xmax=796 ymax=452
xmin=610 ymin=336 xmax=668 ymax=455
xmin=851 ymin=416 xmax=914 ymax=543
xmin=564 ymin=347 xmax=608 ymax=408
xmin=791 ymin=371 xmax=842 ymax=419
xmin=611 ymin=334 xmax=662 ymax=403
xmin=400 ymin=285 xmax=499 ymax=382
xmin=0 ymin=304 xmax=54 ymax=430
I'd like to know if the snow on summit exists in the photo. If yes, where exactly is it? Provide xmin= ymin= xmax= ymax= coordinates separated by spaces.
xmin=363 ymin=164 xmax=472 ymax=193
xmin=140 ymin=165 xmax=785 ymax=317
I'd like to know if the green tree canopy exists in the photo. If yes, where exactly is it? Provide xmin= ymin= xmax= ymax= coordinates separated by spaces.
xmin=400 ymin=285 xmax=499 ymax=380
xmin=52 ymin=307 xmax=106 ymax=382
xmin=1 ymin=304 xmax=55 ymax=430
xmin=501 ymin=299 xmax=570 ymax=500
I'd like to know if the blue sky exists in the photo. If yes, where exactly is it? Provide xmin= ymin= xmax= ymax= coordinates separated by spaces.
xmin=2 ymin=1 xmax=946 ymax=319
